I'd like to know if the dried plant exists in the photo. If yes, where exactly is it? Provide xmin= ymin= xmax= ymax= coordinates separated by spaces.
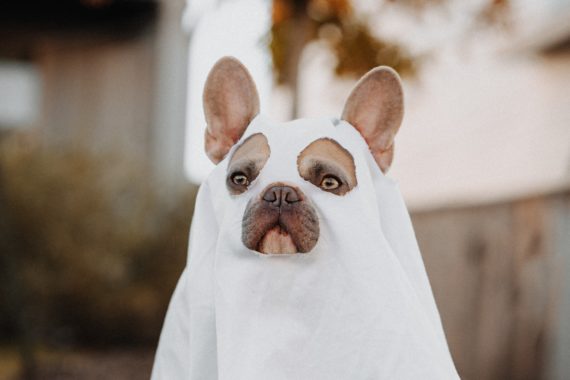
xmin=269 ymin=0 xmax=416 ymax=85
xmin=0 ymin=132 xmax=195 ymax=352
xmin=269 ymin=0 xmax=511 ymax=117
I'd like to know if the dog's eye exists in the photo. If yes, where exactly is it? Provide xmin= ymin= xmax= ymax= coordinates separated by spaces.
xmin=231 ymin=172 xmax=249 ymax=186
xmin=320 ymin=175 xmax=340 ymax=190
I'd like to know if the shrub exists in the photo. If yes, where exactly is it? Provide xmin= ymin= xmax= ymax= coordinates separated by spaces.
xmin=0 ymin=132 xmax=195 ymax=348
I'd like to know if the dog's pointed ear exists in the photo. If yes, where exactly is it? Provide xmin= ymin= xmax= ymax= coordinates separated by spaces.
xmin=203 ymin=56 xmax=260 ymax=164
xmin=341 ymin=66 xmax=404 ymax=172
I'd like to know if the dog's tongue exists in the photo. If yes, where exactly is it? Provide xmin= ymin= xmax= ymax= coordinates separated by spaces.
xmin=257 ymin=226 xmax=297 ymax=254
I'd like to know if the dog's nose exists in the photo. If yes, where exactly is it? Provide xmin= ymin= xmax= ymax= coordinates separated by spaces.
xmin=262 ymin=185 xmax=300 ymax=207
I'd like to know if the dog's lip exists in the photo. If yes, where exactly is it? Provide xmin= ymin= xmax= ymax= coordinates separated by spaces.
xmin=254 ymin=222 xmax=296 ymax=252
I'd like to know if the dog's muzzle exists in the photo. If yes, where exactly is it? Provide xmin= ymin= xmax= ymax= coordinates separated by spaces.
xmin=242 ymin=183 xmax=319 ymax=254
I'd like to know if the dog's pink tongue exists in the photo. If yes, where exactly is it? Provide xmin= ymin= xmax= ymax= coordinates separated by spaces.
xmin=258 ymin=226 xmax=298 ymax=254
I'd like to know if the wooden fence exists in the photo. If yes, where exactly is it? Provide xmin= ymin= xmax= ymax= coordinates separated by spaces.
xmin=412 ymin=190 xmax=570 ymax=380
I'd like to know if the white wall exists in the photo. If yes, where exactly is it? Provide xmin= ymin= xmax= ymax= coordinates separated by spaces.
xmin=293 ymin=5 xmax=570 ymax=210
xmin=0 ymin=61 xmax=40 ymax=129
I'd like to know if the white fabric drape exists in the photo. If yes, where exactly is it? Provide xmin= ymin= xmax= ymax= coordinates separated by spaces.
xmin=152 ymin=115 xmax=460 ymax=379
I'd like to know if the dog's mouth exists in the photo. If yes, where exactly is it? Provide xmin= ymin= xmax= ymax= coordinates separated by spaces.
xmin=256 ymin=224 xmax=298 ymax=255
xmin=242 ymin=186 xmax=319 ymax=255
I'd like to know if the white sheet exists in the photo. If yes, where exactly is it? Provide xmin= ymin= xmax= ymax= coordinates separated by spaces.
xmin=152 ymin=115 xmax=460 ymax=379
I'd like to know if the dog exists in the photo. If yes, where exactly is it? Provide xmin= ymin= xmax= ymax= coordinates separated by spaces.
xmin=151 ymin=57 xmax=459 ymax=379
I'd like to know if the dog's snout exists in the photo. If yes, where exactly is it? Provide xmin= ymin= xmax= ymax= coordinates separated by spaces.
xmin=262 ymin=185 xmax=300 ymax=207
xmin=244 ymin=183 xmax=318 ymax=254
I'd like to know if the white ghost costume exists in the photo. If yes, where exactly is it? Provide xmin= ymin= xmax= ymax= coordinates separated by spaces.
xmin=151 ymin=113 xmax=460 ymax=379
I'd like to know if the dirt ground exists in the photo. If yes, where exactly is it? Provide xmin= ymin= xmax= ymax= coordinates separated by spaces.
xmin=0 ymin=347 xmax=155 ymax=380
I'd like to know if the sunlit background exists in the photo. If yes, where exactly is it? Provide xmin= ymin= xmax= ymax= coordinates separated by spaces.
xmin=0 ymin=0 xmax=569 ymax=379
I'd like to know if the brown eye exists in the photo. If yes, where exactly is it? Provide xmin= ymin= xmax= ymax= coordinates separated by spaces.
xmin=320 ymin=175 xmax=340 ymax=190
xmin=231 ymin=173 xmax=249 ymax=186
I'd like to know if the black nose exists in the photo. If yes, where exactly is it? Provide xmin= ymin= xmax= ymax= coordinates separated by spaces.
xmin=262 ymin=185 xmax=300 ymax=207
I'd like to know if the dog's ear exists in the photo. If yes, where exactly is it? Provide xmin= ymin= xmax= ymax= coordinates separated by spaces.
xmin=341 ymin=66 xmax=404 ymax=172
xmin=203 ymin=56 xmax=260 ymax=164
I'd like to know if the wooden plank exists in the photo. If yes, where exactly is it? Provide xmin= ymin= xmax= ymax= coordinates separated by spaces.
xmin=413 ymin=204 xmax=516 ymax=380
xmin=544 ymin=194 xmax=570 ymax=380
xmin=510 ymin=198 xmax=557 ymax=380
xmin=411 ymin=192 xmax=570 ymax=380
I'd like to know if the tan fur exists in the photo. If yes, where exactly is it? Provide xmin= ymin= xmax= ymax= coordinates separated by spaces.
xmin=229 ymin=133 xmax=270 ymax=167
xmin=297 ymin=138 xmax=357 ymax=191
xmin=341 ymin=66 xmax=404 ymax=173
xmin=203 ymin=57 xmax=260 ymax=164
xmin=226 ymin=133 xmax=271 ymax=195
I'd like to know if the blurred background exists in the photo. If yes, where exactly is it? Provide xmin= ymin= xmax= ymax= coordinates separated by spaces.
xmin=0 ymin=0 xmax=568 ymax=379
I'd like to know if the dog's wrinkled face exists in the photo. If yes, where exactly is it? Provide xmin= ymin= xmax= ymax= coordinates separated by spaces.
xmin=203 ymin=57 xmax=404 ymax=255
xmin=226 ymin=133 xmax=358 ymax=254
xmin=241 ymin=183 xmax=318 ymax=255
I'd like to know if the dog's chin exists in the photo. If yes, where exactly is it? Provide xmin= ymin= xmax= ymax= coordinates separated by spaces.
xmin=256 ymin=225 xmax=298 ymax=255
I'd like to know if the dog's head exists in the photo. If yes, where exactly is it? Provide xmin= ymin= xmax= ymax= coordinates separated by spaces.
xmin=203 ymin=57 xmax=403 ymax=255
